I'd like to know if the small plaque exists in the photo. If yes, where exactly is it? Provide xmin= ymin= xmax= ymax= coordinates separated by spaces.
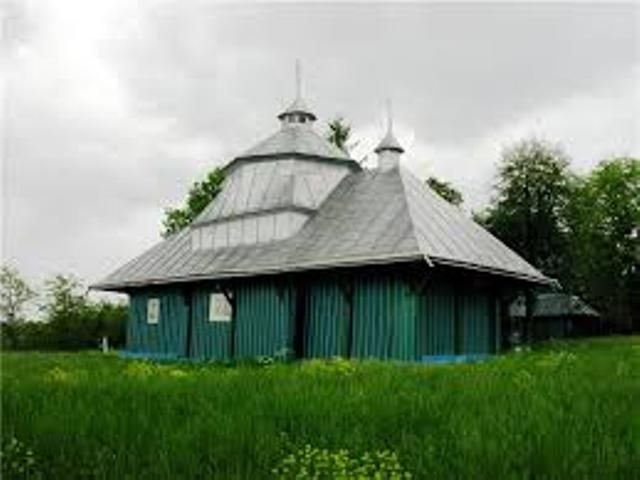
xmin=209 ymin=293 xmax=232 ymax=322
xmin=147 ymin=298 xmax=160 ymax=324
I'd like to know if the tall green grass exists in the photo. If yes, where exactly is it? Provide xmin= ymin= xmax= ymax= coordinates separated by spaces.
xmin=2 ymin=337 xmax=639 ymax=479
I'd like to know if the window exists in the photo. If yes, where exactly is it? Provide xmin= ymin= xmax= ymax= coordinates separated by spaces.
xmin=209 ymin=293 xmax=232 ymax=322
xmin=147 ymin=298 xmax=160 ymax=324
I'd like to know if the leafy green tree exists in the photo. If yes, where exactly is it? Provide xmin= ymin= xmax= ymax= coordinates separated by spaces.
xmin=85 ymin=301 xmax=128 ymax=348
xmin=426 ymin=177 xmax=463 ymax=206
xmin=42 ymin=275 xmax=90 ymax=349
xmin=480 ymin=138 xmax=574 ymax=279
xmin=326 ymin=118 xmax=353 ymax=153
xmin=0 ymin=265 xmax=35 ymax=324
xmin=162 ymin=168 xmax=225 ymax=237
xmin=40 ymin=275 xmax=127 ymax=350
xmin=566 ymin=157 xmax=640 ymax=331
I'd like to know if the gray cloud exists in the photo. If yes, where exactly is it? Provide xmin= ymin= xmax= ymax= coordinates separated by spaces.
xmin=3 ymin=1 xmax=638 ymax=290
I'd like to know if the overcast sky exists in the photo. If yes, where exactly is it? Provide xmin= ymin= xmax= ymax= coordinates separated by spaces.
xmin=3 ymin=1 xmax=639 ymax=293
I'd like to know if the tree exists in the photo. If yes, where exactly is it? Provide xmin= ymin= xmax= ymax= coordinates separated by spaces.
xmin=42 ymin=275 xmax=90 ymax=350
xmin=326 ymin=118 xmax=353 ymax=153
xmin=162 ymin=168 xmax=225 ymax=237
xmin=480 ymin=138 xmax=574 ymax=280
xmin=426 ymin=177 xmax=463 ymax=206
xmin=0 ymin=266 xmax=35 ymax=324
xmin=566 ymin=157 xmax=640 ymax=332
xmin=40 ymin=275 xmax=128 ymax=350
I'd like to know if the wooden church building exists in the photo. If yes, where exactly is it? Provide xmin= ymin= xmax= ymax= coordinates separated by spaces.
xmin=95 ymin=79 xmax=550 ymax=362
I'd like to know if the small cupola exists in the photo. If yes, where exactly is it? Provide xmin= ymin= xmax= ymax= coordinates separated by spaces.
xmin=278 ymin=61 xmax=317 ymax=128
xmin=375 ymin=100 xmax=404 ymax=171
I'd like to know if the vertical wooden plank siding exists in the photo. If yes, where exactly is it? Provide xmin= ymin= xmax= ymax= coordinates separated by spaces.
xmin=460 ymin=291 xmax=492 ymax=354
xmin=303 ymin=280 xmax=350 ymax=358
xmin=417 ymin=284 xmax=456 ymax=356
xmin=189 ymin=289 xmax=231 ymax=361
xmin=418 ymin=285 xmax=499 ymax=356
xmin=351 ymin=274 xmax=416 ymax=361
xmin=127 ymin=288 xmax=188 ymax=358
xmin=234 ymin=279 xmax=296 ymax=358
xmin=125 ymin=273 xmax=502 ymax=361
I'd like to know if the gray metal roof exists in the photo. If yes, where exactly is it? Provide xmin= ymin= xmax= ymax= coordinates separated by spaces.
xmin=95 ymin=167 xmax=550 ymax=290
xmin=277 ymin=97 xmax=317 ymax=121
xmin=510 ymin=293 xmax=600 ymax=318
xmin=193 ymin=156 xmax=353 ymax=226
xmin=237 ymin=124 xmax=350 ymax=161
xmin=400 ymin=169 xmax=545 ymax=279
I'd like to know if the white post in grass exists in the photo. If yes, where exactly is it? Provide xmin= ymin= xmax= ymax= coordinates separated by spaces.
xmin=101 ymin=336 xmax=109 ymax=354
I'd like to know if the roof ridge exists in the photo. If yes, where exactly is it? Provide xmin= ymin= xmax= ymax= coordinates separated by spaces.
xmin=395 ymin=167 xmax=434 ymax=267
xmin=397 ymin=166 xmax=549 ymax=283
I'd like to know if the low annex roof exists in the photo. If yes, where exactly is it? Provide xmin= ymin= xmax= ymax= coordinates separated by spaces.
xmin=510 ymin=293 xmax=600 ymax=318
xmin=95 ymin=167 xmax=550 ymax=290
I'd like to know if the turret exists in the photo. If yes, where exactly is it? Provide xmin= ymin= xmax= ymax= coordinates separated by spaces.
xmin=374 ymin=100 xmax=404 ymax=171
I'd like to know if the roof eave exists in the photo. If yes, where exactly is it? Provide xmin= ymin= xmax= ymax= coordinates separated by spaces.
xmin=92 ymin=253 xmax=553 ymax=292
xmin=91 ymin=252 xmax=428 ymax=292
xmin=430 ymin=256 xmax=554 ymax=286
xmin=222 ymin=152 xmax=361 ymax=175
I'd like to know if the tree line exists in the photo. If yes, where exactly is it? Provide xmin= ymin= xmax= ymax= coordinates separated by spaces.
xmin=479 ymin=140 xmax=638 ymax=332
xmin=0 ymin=269 xmax=127 ymax=350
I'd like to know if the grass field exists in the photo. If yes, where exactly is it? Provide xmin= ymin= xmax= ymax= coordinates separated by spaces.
xmin=2 ymin=337 xmax=639 ymax=479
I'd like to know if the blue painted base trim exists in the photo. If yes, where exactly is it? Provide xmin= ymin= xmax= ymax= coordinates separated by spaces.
xmin=421 ymin=354 xmax=489 ymax=364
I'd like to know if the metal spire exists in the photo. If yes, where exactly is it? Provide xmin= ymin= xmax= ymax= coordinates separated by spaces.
xmin=295 ymin=59 xmax=302 ymax=100
xmin=375 ymin=99 xmax=404 ymax=154
xmin=386 ymin=98 xmax=393 ymax=134
xmin=277 ymin=59 xmax=317 ymax=123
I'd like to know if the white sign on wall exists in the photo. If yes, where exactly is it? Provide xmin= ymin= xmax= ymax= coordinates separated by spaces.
xmin=147 ymin=298 xmax=160 ymax=324
xmin=209 ymin=293 xmax=232 ymax=322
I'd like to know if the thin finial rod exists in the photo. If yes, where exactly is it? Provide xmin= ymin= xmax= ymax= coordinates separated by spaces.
xmin=386 ymin=98 xmax=393 ymax=133
xmin=295 ymin=59 xmax=302 ymax=100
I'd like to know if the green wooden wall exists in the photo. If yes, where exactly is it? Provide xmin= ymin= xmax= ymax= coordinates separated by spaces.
xmin=189 ymin=288 xmax=231 ymax=361
xmin=417 ymin=283 xmax=456 ymax=356
xmin=126 ymin=270 xmax=502 ymax=361
xmin=127 ymin=287 xmax=188 ymax=359
xmin=416 ymin=284 xmax=498 ymax=357
xmin=234 ymin=279 xmax=296 ymax=358
xmin=460 ymin=291 xmax=494 ymax=354
xmin=351 ymin=274 xmax=416 ymax=361
xmin=303 ymin=279 xmax=349 ymax=358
